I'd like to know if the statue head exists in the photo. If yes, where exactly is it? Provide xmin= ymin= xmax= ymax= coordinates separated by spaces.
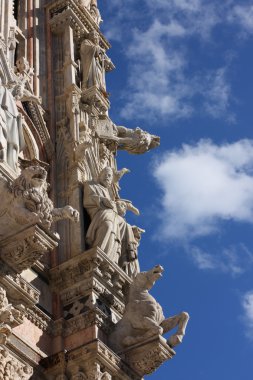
xmin=98 ymin=167 xmax=114 ymax=188
xmin=88 ymin=30 xmax=100 ymax=45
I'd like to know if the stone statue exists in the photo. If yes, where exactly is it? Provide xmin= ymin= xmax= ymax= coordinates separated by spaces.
xmin=12 ymin=76 xmax=42 ymax=105
xmin=79 ymin=0 xmax=102 ymax=24
xmin=116 ymin=126 xmax=160 ymax=155
xmin=80 ymin=31 xmax=111 ymax=93
xmin=0 ymin=77 xmax=25 ymax=170
xmin=83 ymin=167 xmax=139 ymax=271
xmin=0 ymin=159 xmax=79 ymax=232
xmin=109 ymin=265 xmax=189 ymax=352
xmin=116 ymin=199 xmax=144 ymax=278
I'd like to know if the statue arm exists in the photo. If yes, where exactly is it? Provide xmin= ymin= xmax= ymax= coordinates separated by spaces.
xmin=91 ymin=194 xmax=115 ymax=209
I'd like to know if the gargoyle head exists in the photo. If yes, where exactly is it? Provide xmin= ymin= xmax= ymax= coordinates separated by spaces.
xmin=134 ymin=265 xmax=164 ymax=290
xmin=13 ymin=164 xmax=48 ymax=195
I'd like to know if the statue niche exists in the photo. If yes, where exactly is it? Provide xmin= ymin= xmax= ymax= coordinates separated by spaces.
xmin=83 ymin=167 xmax=143 ymax=277
xmin=109 ymin=265 xmax=189 ymax=352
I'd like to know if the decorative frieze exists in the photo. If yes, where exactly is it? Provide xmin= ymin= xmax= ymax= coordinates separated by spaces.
xmin=50 ymin=247 xmax=130 ymax=311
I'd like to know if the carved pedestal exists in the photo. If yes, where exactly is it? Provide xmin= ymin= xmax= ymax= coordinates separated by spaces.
xmin=121 ymin=335 xmax=175 ymax=377
xmin=0 ymin=224 xmax=59 ymax=273
xmin=44 ymin=248 xmax=140 ymax=379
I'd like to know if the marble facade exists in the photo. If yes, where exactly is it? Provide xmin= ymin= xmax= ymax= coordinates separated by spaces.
xmin=0 ymin=1 xmax=189 ymax=379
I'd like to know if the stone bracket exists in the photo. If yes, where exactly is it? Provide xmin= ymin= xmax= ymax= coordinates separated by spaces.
xmin=121 ymin=335 xmax=175 ymax=377
xmin=0 ymin=224 xmax=59 ymax=273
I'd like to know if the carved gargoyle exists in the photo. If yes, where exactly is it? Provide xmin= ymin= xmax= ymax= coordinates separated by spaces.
xmin=109 ymin=265 xmax=189 ymax=353
xmin=95 ymin=116 xmax=160 ymax=155
xmin=0 ymin=159 xmax=79 ymax=233
xmin=116 ymin=126 xmax=160 ymax=154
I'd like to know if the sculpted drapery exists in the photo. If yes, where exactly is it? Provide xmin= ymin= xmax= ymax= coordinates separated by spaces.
xmin=80 ymin=31 xmax=110 ymax=92
xmin=83 ymin=167 xmax=139 ymax=275
xmin=0 ymin=80 xmax=25 ymax=171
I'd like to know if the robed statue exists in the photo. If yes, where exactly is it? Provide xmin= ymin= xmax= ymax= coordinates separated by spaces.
xmin=80 ymin=31 xmax=111 ymax=93
xmin=83 ymin=167 xmax=142 ymax=277
xmin=0 ymin=78 xmax=25 ymax=171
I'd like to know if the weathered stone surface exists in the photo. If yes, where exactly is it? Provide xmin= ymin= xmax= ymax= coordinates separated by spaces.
xmin=0 ymin=224 xmax=59 ymax=273
xmin=122 ymin=335 xmax=175 ymax=377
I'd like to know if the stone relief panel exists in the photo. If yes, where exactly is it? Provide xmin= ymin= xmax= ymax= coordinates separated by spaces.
xmin=0 ymin=347 xmax=33 ymax=379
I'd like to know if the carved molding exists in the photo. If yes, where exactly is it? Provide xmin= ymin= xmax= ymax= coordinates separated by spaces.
xmin=50 ymin=248 xmax=130 ymax=316
xmin=0 ymin=225 xmax=59 ymax=273
xmin=122 ymin=336 xmax=175 ymax=377
xmin=48 ymin=0 xmax=110 ymax=50
xmin=0 ymin=260 xmax=40 ymax=304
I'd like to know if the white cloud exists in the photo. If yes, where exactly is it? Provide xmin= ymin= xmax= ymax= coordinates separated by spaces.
xmin=120 ymin=19 xmax=232 ymax=121
xmin=153 ymin=139 xmax=253 ymax=240
xmin=242 ymin=291 xmax=253 ymax=339
xmin=102 ymin=0 xmax=253 ymax=122
xmin=203 ymin=68 xmax=234 ymax=121
xmin=229 ymin=5 xmax=253 ymax=34
xmin=189 ymin=244 xmax=253 ymax=275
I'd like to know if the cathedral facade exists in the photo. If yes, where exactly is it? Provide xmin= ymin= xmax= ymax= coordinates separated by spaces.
xmin=0 ymin=1 xmax=188 ymax=379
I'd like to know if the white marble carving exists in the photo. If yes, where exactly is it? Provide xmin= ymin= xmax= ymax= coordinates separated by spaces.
xmin=0 ymin=159 xmax=79 ymax=233
xmin=109 ymin=266 xmax=189 ymax=352
xmin=79 ymin=0 xmax=102 ymax=25
xmin=0 ymin=78 xmax=25 ymax=170
xmin=83 ymin=167 xmax=141 ymax=275
xmin=116 ymin=126 xmax=160 ymax=154
xmin=80 ymin=31 xmax=111 ymax=93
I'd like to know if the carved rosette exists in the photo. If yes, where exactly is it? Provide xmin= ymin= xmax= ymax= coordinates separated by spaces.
xmin=0 ymin=225 xmax=59 ymax=273
xmin=122 ymin=336 xmax=175 ymax=377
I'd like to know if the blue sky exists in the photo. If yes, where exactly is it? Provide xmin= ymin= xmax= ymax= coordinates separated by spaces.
xmin=99 ymin=1 xmax=253 ymax=379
